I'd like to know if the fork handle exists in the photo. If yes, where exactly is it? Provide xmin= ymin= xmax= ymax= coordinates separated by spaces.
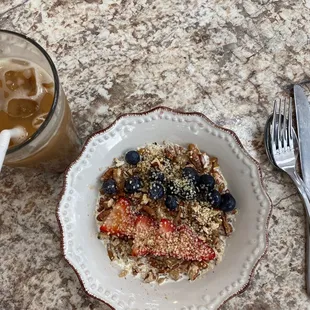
xmin=288 ymin=170 xmax=310 ymax=295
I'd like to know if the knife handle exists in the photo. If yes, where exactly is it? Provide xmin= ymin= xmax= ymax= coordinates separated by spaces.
xmin=306 ymin=217 xmax=310 ymax=296
xmin=290 ymin=171 xmax=310 ymax=295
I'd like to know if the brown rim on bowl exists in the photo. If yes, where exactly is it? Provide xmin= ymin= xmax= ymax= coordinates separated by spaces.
xmin=56 ymin=106 xmax=273 ymax=310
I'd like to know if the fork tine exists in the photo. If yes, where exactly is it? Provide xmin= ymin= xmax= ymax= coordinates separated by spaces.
xmin=277 ymin=98 xmax=282 ymax=149
xmin=271 ymin=99 xmax=277 ymax=149
xmin=288 ymin=97 xmax=293 ymax=148
xmin=283 ymin=98 xmax=287 ymax=148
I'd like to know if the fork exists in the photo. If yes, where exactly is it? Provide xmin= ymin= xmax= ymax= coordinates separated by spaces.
xmin=271 ymin=97 xmax=310 ymax=294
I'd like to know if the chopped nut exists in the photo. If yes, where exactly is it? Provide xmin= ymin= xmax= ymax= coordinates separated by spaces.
xmin=188 ymin=144 xmax=203 ymax=171
xmin=113 ymin=168 xmax=125 ymax=190
xmin=97 ymin=197 xmax=106 ymax=212
xmin=107 ymin=243 xmax=115 ymax=261
xmin=200 ymin=153 xmax=210 ymax=169
xmin=173 ymin=208 xmax=182 ymax=225
xmin=100 ymin=167 xmax=114 ymax=181
xmin=151 ymin=158 xmax=164 ymax=170
xmin=174 ymin=144 xmax=184 ymax=155
xmin=132 ymin=265 xmax=139 ymax=276
xmin=222 ymin=212 xmax=233 ymax=236
xmin=218 ymin=183 xmax=225 ymax=193
xmin=188 ymin=263 xmax=200 ymax=281
xmin=169 ymin=268 xmax=181 ymax=281
xmin=166 ymin=258 xmax=181 ymax=269
xmin=142 ymin=205 xmax=156 ymax=218
xmin=179 ymin=261 xmax=190 ymax=272
xmin=157 ymin=277 xmax=166 ymax=284
xmin=188 ymin=143 xmax=200 ymax=153
xmin=141 ymin=194 xmax=149 ymax=205
xmin=144 ymin=271 xmax=156 ymax=283
xmin=210 ymin=157 xmax=219 ymax=170
xmin=96 ymin=209 xmax=111 ymax=222
xmin=164 ymin=146 xmax=177 ymax=161
xmin=98 ymin=198 xmax=114 ymax=212
xmin=114 ymin=158 xmax=125 ymax=167
xmin=190 ymin=153 xmax=203 ymax=171
xmin=119 ymin=269 xmax=128 ymax=278
xmin=106 ymin=198 xmax=115 ymax=208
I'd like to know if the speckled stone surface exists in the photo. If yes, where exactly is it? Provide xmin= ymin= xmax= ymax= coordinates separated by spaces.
xmin=1 ymin=0 xmax=310 ymax=309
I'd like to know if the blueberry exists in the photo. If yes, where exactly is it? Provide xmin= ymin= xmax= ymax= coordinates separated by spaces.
xmin=199 ymin=174 xmax=215 ymax=191
xmin=182 ymin=167 xmax=200 ymax=185
xmin=149 ymin=169 xmax=165 ymax=183
xmin=165 ymin=195 xmax=178 ymax=211
xmin=149 ymin=182 xmax=165 ymax=200
xmin=220 ymin=193 xmax=236 ymax=212
xmin=101 ymin=179 xmax=117 ymax=195
xmin=206 ymin=190 xmax=222 ymax=208
xmin=124 ymin=176 xmax=143 ymax=194
xmin=166 ymin=181 xmax=181 ymax=196
xmin=125 ymin=150 xmax=140 ymax=165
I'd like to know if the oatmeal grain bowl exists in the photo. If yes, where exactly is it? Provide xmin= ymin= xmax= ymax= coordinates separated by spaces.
xmin=58 ymin=107 xmax=272 ymax=310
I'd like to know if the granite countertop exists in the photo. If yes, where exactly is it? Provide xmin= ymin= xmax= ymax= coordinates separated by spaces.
xmin=1 ymin=0 xmax=310 ymax=309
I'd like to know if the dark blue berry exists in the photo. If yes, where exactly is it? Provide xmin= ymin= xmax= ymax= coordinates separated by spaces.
xmin=149 ymin=182 xmax=165 ymax=200
xmin=220 ymin=193 xmax=236 ymax=212
xmin=182 ymin=167 xmax=200 ymax=185
xmin=199 ymin=174 xmax=215 ymax=191
xmin=125 ymin=150 xmax=140 ymax=165
xmin=149 ymin=170 xmax=165 ymax=183
xmin=101 ymin=179 xmax=117 ymax=195
xmin=165 ymin=195 xmax=178 ymax=211
xmin=166 ymin=181 xmax=181 ymax=196
xmin=124 ymin=176 xmax=143 ymax=194
xmin=206 ymin=190 xmax=222 ymax=208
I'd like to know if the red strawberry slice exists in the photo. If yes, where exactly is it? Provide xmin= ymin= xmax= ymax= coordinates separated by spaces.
xmin=100 ymin=198 xmax=135 ymax=237
xmin=159 ymin=219 xmax=175 ymax=233
xmin=132 ymin=215 xmax=157 ymax=256
xmin=174 ymin=224 xmax=216 ymax=261
xmin=133 ymin=218 xmax=216 ymax=262
xmin=135 ymin=215 xmax=155 ymax=231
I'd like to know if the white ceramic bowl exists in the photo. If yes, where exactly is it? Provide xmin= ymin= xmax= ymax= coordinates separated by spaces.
xmin=57 ymin=107 xmax=272 ymax=310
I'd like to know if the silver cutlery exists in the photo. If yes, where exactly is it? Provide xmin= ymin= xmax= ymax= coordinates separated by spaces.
xmin=294 ymin=84 xmax=310 ymax=295
xmin=264 ymin=114 xmax=299 ymax=169
xmin=270 ymin=97 xmax=310 ymax=295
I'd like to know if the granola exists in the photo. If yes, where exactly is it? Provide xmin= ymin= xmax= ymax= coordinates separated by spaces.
xmin=96 ymin=143 xmax=237 ymax=283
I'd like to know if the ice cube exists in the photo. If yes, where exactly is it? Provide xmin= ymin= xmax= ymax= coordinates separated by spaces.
xmin=5 ymin=68 xmax=37 ymax=96
xmin=10 ymin=59 xmax=30 ymax=66
xmin=7 ymin=98 xmax=38 ymax=118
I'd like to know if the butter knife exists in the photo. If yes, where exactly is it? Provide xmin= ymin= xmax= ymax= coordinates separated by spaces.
xmin=294 ymin=84 xmax=310 ymax=295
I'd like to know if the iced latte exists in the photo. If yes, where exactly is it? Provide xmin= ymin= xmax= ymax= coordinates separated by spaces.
xmin=0 ymin=30 xmax=81 ymax=172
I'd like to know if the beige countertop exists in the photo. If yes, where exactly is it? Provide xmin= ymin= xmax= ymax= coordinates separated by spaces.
xmin=1 ymin=0 xmax=310 ymax=309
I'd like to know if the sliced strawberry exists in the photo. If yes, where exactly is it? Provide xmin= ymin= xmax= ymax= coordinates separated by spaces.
xmin=174 ymin=225 xmax=216 ymax=261
xmin=118 ymin=197 xmax=131 ymax=208
xmin=135 ymin=215 xmax=155 ymax=231
xmin=100 ymin=198 xmax=135 ymax=237
xmin=159 ymin=219 xmax=175 ymax=233
xmin=132 ymin=215 xmax=157 ymax=256
xmin=133 ymin=217 xmax=215 ymax=262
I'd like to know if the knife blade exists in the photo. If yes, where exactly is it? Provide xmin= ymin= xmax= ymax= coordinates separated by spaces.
xmin=295 ymin=85 xmax=310 ymax=186
xmin=294 ymin=84 xmax=310 ymax=295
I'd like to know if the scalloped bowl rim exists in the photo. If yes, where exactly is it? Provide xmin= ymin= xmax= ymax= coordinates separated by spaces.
xmin=57 ymin=106 xmax=272 ymax=310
